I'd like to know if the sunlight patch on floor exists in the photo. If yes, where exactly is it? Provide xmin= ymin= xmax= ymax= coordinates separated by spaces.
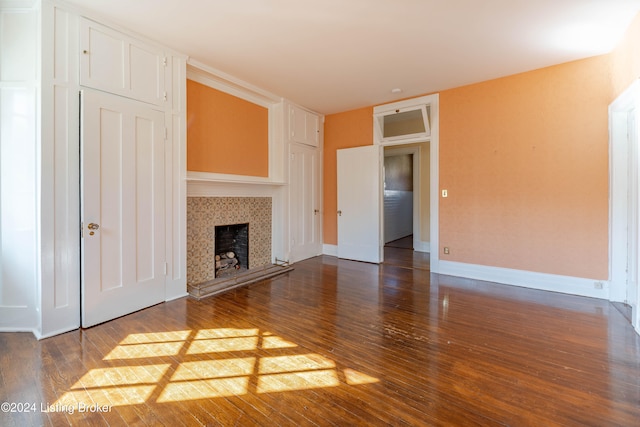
xmin=72 ymin=364 xmax=171 ymax=388
xmin=187 ymin=336 xmax=259 ymax=354
xmin=157 ymin=377 xmax=250 ymax=402
xmin=104 ymin=341 xmax=185 ymax=359
xmin=258 ymin=369 xmax=340 ymax=393
xmin=170 ymin=358 xmax=256 ymax=381
xmin=55 ymin=327 xmax=379 ymax=408
xmin=343 ymin=368 xmax=380 ymax=385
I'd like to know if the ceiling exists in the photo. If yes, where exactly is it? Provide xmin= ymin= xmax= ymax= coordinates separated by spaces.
xmin=63 ymin=0 xmax=640 ymax=114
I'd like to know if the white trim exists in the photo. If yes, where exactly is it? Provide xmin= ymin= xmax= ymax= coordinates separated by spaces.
xmin=187 ymin=60 xmax=281 ymax=108
xmin=370 ymin=93 xmax=439 ymax=271
xmin=609 ymin=79 xmax=640 ymax=334
xmin=187 ymin=171 xmax=285 ymax=186
xmin=439 ymin=260 xmax=610 ymax=300
xmin=323 ymin=244 xmax=338 ymax=257
xmin=187 ymin=180 xmax=284 ymax=197
xmin=373 ymin=95 xmax=435 ymax=146
xmin=429 ymin=94 xmax=440 ymax=272
xmin=414 ymin=241 xmax=430 ymax=253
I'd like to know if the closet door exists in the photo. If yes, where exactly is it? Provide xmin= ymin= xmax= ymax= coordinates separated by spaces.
xmin=81 ymin=89 xmax=165 ymax=327
xmin=289 ymin=143 xmax=322 ymax=262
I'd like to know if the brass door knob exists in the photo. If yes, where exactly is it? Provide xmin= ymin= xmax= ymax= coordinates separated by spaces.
xmin=88 ymin=223 xmax=100 ymax=230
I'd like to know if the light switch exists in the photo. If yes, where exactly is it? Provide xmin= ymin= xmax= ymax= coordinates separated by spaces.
xmin=442 ymin=189 xmax=448 ymax=198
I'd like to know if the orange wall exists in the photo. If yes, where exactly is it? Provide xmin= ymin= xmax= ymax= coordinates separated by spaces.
xmin=323 ymin=107 xmax=373 ymax=244
xmin=439 ymin=56 xmax=611 ymax=279
xmin=187 ymin=79 xmax=269 ymax=177
xmin=323 ymin=57 xmax=612 ymax=279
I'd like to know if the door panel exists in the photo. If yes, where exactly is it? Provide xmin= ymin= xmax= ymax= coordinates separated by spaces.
xmin=337 ymin=145 xmax=383 ymax=263
xmin=289 ymin=143 xmax=321 ymax=262
xmin=81 ymin=89 xmax=165 ymax=327
xmin=628 ymin=108 xmax=639 ymax=326
xmin=80 ymin=18 xmax=165 ymax=106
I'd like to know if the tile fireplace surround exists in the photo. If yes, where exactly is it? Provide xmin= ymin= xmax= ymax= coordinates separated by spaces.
xmin=187 ymin=197 xmax=272 ymax=287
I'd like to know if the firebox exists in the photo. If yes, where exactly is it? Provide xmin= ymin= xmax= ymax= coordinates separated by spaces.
xmin=214 ymin=223 xmax=249 ymax=278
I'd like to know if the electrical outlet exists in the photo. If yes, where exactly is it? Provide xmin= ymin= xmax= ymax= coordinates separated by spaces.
xmin=443 ymin=247 xmax=450 ymax=255
xmin=594 ymin=281 xmax=603 ymax=290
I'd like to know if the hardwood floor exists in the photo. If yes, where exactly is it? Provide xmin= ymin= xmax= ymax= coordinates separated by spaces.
xmin=1 ymin=255 xmax=640 ymax=426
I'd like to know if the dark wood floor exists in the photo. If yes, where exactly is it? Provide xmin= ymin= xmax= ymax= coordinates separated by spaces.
xmin=2 ymin=255 xmax=640 ymax=426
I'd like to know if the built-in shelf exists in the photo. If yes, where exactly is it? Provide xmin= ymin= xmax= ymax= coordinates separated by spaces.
xmin=187 ymin=171 xmax=286 ymax=197
xmin=186 ymin=171 xmax=285 ymax=186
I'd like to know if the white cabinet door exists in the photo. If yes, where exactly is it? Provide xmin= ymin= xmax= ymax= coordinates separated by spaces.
xmin=337 ymin=145 xmax=383 ymax=263
xmin=80 ymin=18 xmax=166 ymax=105
xmin=81 ymin=89 xmax=165 ymax=327
xmin=289 ymin=104 xmax=319 ymax=147
xmin=289 ymin=143 xmax=322 ymax=262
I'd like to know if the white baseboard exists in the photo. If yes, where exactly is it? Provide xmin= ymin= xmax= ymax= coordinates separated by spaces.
xmin=414 ymin=241 xmax=430 ymax=253
xmin=438 ymin=260 xmax=610 ymax=300
xmin=323 ymin=244 xmax=338 ymax=257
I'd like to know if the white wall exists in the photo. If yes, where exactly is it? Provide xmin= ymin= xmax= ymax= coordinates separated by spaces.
xmin=384 ymin=190 xmax=413 ymax=243
xmin=0 ymin=0 xmax=188 ymax=338
xmin=0 ymin=1 xmax=40 ymax=331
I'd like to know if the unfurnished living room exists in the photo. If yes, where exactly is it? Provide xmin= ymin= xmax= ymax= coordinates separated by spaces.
xmin=2 ymin=0 xmax=640 ymax=425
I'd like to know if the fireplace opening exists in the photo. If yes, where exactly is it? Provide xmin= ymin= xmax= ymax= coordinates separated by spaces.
xmin=214 ymin=223 xmax=249 ymax=278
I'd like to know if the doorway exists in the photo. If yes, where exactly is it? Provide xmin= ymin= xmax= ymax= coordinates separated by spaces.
xmin=383 ymin=146 xmax=418 ymax=246
xmin=610 ymin=80 xmax=640 ymax=334
xmin=383 ymin=145 xmax=430 ymax=270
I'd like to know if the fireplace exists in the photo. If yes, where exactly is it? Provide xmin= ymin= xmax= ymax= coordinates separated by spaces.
xmin=215 ymin=223 xmax=249 ymax=278
xmin=186 ymin=196 xmax=293 ymax=299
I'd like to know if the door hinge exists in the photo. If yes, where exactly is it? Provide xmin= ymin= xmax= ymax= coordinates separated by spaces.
xmin=80 ymin=221 xmax=83 ymax=238
xmin=165 ymin=127 xmax=169 ymax=140
xmin=164 ymin=262 xmax=168 ymax=275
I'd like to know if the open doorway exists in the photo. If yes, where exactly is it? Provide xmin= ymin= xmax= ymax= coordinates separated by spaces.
xmin=383 ymin=145 xmax=430 ymax=270
xmin=610 ymin=80 xmax=640 ymax=334
xmin=384 ymin=151 xmax=414 ymax=248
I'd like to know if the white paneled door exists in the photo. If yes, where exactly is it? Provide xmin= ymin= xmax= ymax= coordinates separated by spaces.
xmin=81 ymin=89 xmax=165 ymax=327
xmin=289 ymin=142 xmax=322 ymax=262
xmin=337 ymin=145 xmax=383 ymax=263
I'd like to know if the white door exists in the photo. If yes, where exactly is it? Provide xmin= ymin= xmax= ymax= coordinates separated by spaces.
xmin=628 ymin=108 xmax=639 ymax=327
xmin=81 ymin=89 xmax=166 ymax=327
xmin=337 ymin=145 xmax=383 ymax=263
xmin=289 ymin=143 xmax=322 ymax=262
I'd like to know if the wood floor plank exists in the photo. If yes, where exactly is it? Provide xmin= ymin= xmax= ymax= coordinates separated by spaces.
xmin=2 ymin=254 xmax=640 ymax=426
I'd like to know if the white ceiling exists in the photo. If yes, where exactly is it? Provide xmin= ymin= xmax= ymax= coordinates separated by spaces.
xmin=63 ymin=0 xmax=640 ymax=114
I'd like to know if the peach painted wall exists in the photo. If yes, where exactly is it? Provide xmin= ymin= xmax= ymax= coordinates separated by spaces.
xmin=322 ymin=13 xmax=640 ymax=280
xmin=439 ymin=56 xmax=611 ymax=279
xmin=323 ymin=107 xmax=373 ymax=244
xmin=611 ymin=12 xmax=640 ymax=99
xmin=187 ymin=79 xmax=269 ymax=177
